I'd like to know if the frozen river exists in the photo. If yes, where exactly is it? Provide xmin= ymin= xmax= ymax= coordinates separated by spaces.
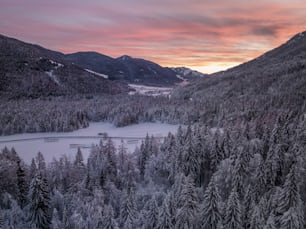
xmin=0 ymin=122 xmax=180 ymax=164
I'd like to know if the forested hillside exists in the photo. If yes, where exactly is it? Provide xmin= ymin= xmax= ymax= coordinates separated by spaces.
xmin=1 ymin=117 xmax=305 ymax=228
xmin=0 ymin=34 xmax=128 ymax=98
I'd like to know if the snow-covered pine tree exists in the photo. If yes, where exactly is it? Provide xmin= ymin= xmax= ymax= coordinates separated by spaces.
xmin=36 ymin=151 xmax=47 ymax=175
xmin=143 ymin=196 xmax=159 ymax=229
xmin=119 ymin=191 xmax=137 ymax=228
xmin=279 ymin=207 xmax=302 ymax=229
xmin=105 ymin=138 xmax=118 ymax=182
xmin=182 ymin=125 xmax=199 ymax=178
xmin=276 ymin=165 xmax=304 ymax=228
xmin=200 ymin=176 xmax=223 ymax=229
xmin=29 ymin=172 xmax=51 ymax=229
xmin=16 ymin=159 xmax=28 ymax=208
xmin=30 ymin=158 xmax=37 ymax=179
xmin=224 ymin=188 xmax=243 ymax=229
xmin=0 ymin=213 xmax=4 ymax=229
xmin=74 ymin=147 xmax=84 ymax=167
xmin=138 ymin=134 xmax=151 ymax=179
xmin=101 ymin=205 xmax=119 ymax=229
xmin=243 ymin=185 xmax=255 ymax=228
xmin=157 ymin=194 xmax=174 ymax=229
xmin=175 ymin=175 xmax=198 ymax=229
xmin=249 ymin=205 xmax=264 ymax=229
xmin=51 ymin=208 xmax=62 ymax=229
xmin=264 ymin=213 xmax=276 ymax=229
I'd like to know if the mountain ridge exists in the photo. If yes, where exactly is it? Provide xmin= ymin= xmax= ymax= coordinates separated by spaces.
xmin=0 ymin=34 xmax=129 ymax=98
xmin=173 ymin=30 xmax=306 ymax=113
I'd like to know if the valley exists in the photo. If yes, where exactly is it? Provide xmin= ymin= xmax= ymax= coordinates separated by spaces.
xmin=0 ymin=31 xmax=305 ymax=229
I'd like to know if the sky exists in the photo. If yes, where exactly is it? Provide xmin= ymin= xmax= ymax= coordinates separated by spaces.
xmin=1 ymin=0 xmax=306 ymax=73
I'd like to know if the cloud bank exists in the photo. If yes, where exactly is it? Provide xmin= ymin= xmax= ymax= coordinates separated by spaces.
xmin=1 ymin=0 xmax=306 ymax=73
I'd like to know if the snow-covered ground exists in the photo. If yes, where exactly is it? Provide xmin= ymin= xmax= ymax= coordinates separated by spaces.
xmin=0 ymin=122 xmax=180 ymax=164
xmin=85 ymin=69 xmax=109 ymax=79
xmin=128 ymin=84 xmax=173 ymax=96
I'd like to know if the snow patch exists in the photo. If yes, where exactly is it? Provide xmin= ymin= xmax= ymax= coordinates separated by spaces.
xmin=45 ymin=70 xmax=60 ymax=85
xmin=85 ymin=69 xmax=108 ymax=79
xmin=49 ymin=59 xmax=64 ymax=69
xmin=210 ymin=127 xmax=224 ymax=135
xmin=0 ymin=122 xmax=180 ymax=163
xmin=128 ymin=84 xmax=173 ymax=97
xmin=176 ymin=74 xmax=185 ymax=80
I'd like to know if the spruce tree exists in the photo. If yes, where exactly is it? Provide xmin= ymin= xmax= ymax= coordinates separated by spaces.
xmin=175 ymin=175 xmax=198 ymax=229
xmin=182 ymin=125 xmax=199 ymax=178
xmin=29 ymin=172 xmax=51 ymax=229
xmin=225 ymin=188 xmax=242 ymax=229
xmin=249 ymin=205 xmax=264 ymax=229
xmin=279 ymin=207 xmax=301 ymax=229
xmin=0 ymin=213 xmax=4 ymax=229
xmin=102 ymin=205 xmax=119 ymax=229
xmin=36 ymin=151 xmax=46 ymax=174
xmin=119 ymin=191 xmax=137 ymax=228
xmin=276 ymin=165 xmax=304 ymax=228
xmin=74 ymin=147 xmax=84 ymax=167
xmin=243 ymin=185 xmax=255 ymax=228
xmin=16 ymin=160 xmax=28 ymax=208
xmin=144 ymin=197 xmax=159 ymax=229
xmin=157 ymin=195 xmax=174 ymax=229
xmin=264 ymin=213 xmax=276 ymax=229
xmin=138 ymin=134 xmax=151 ymax=179
xmin=51 ymin=208 xmax=62 ymax=229
xmin=30 ymin=158 xmax=37 ymax=179
xmin=200 ymin=177 xmax=222 ymax=229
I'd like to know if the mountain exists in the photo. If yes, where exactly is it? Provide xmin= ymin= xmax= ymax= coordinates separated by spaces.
xmin=170 ymin=67 xmax=207 ymax=80
xmin=172 ymin=31 xmax=306 ymax=125
xmin=175 ymin=31 xmax=306 ymax=98
xmin=63 ymin=52 xmax=184 ymax=86
xmin=0 ymin=34 xmax=128 ymax=99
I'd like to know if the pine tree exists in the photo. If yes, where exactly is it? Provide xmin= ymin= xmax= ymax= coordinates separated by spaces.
xmin=119 ymin=191 xmax=137 ymax=228
xmin=74 ymin=147 xmax=84 ymax=167
xmin=30 ymin=158 xmax=37 ymax=179
xmin=51 ymin=208 xmax=62 ymax=229
xmin=105 ymin=138 xmax=118 ymax=182
xmin=243 ymin=185 xmax=255 ymax=228
xmin=175 ymin=175 xmax=198 ymax=229
xmin=16 ymin=160 xmax=28 ymax=208
xmin=138 ymin=134 xmax=151 ymax=179
xmin=264 ymin=213 xmax=276 ymax=229
xmin=0 ymin=213 xmax=4 ymax=229
xmin=182 ymin=125 xmax=199 ymax=178
xmin=102 ymin=205 xmax=119 ymax=229
xmin=144 ymin=197 xmax=159 ymax=229
xmin=29 ymin=172 xmax=51 ymax=229
xmin=280 ymin=207 xmax=302 ymax=229
xmin=157 ymin=195 xmax=174 ymax=229
xmin=276 ymin=165 xmax=304 ymax=228
xmin=36 ymin=152 xmax=47 ymax=178
xmin=249 ymin=205 xmax=264 ymax=229
xmin=225 ymin=188 xmax=242 ymax=229
xmin=200 ymin=177 xmax=222 ymax=229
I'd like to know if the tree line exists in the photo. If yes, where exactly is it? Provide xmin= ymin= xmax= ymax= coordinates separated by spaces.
xmin=0 ymin=113 xmax=305 ymax=228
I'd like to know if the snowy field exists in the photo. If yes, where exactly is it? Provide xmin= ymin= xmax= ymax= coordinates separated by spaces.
xmin=128 ymin=84 xmax=173 ymax=96
xmin=0 ymin=122 xmax=180 ymax=164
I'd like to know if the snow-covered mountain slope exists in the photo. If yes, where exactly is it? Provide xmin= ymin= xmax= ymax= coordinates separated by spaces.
xmin=63 ymin=52 xmax=184 ymax=87
xmin=173 ymin=31 xmax=306 ymax=104
xmin=0 ymin=34 xmax=129 ymax=98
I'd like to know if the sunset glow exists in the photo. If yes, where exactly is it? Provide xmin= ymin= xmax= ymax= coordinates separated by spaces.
xmin=1 ymin=0 xmax=306 ymax=73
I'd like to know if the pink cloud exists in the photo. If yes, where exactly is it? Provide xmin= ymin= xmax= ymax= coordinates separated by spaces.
xmin=0 ymin=0 xmax=306 ymax=73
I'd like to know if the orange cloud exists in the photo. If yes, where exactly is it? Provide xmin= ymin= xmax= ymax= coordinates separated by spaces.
xmin=1 ymin=0 xmax=306 ymax=73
